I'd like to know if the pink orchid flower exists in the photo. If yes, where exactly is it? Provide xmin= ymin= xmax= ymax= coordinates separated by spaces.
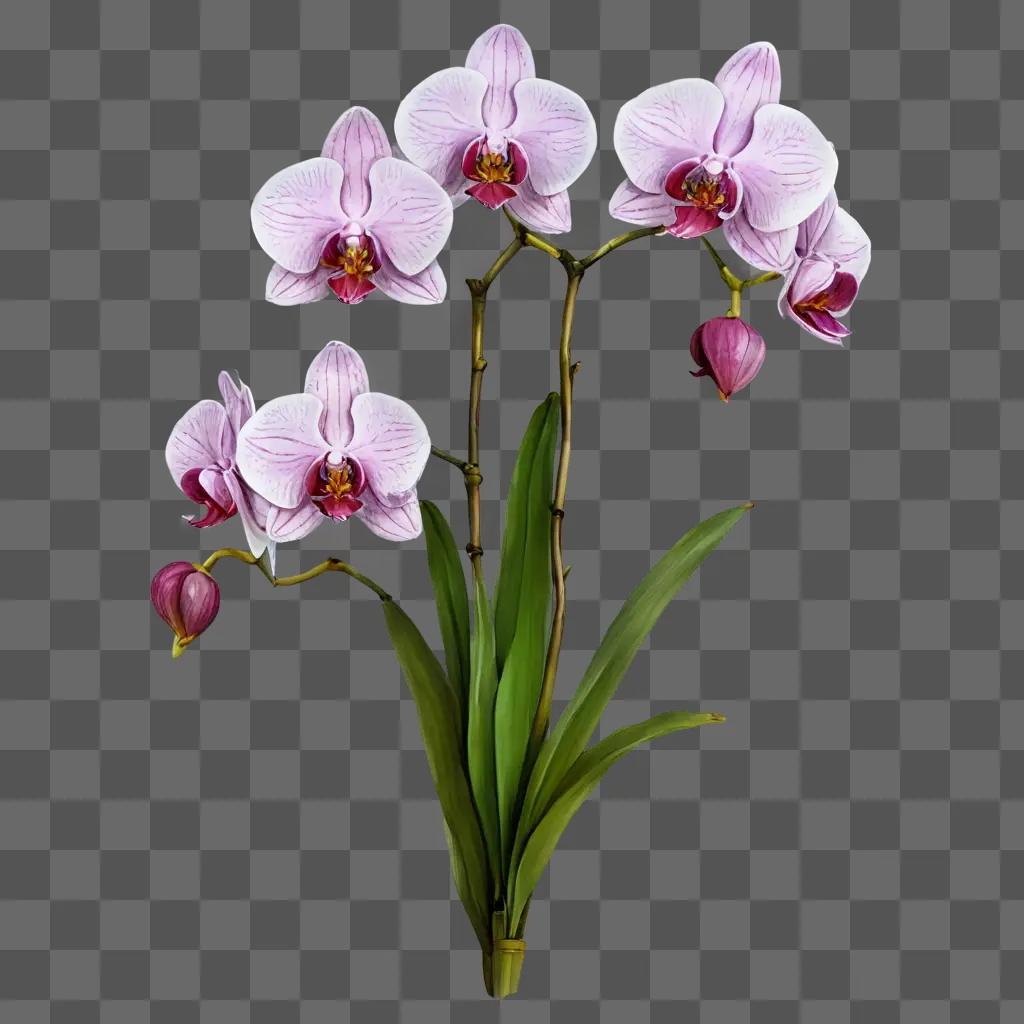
xmin=251 ymin=107 xmax=453 ymax=307
xmin=235 ymin=341 xmax=430 ymax=543
xmin=165 ymin=371 xmax=319 ymax=572
xmin=724 ymin=192 xmax=871 ymax=343
xmin=609 ymin=42 xmax=838 ymax=240
xmin=394 ymin=24 xmax=597 ymax=234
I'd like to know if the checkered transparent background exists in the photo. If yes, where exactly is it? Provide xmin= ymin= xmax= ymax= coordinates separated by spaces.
xmin=1 ymin=0 xmax=1022 ymax=1019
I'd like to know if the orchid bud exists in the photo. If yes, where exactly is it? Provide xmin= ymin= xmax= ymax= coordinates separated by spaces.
xmin=690 ymin=316 xmax=766 ymax=401
xmin=150 ymin=561 xmax=220 ymax=657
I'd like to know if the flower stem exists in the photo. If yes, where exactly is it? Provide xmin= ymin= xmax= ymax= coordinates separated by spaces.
xmin=579 ymin=225 xmax=663 ymax=269
xmin=528 ymin=264 xmax=584 ymax=757
xmin=464 ymin=235 xmax=526 ymax=573
xmin=430 ymin=445 xmax=471 ymax=472
xmin=273 ymin=558 xmax=392 ymax=600
xmin=727 ymin=288 xmax=742 ymax=318
xmin=502 ymin=208 xmax=561 ymax=259
xmin=744 ymin=270 xmax=782 ymax=289
xmin=199 ymin=548 xmax=391 ymax=600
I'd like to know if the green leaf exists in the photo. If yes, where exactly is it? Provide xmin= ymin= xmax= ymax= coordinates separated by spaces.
xmin=509 ymin=710 xmax=723 ymax=930
xmin=421 ymin=500 xmax=471 ymax=715
xmin=467 ymin=574 xmax=501 ymax=888
xmin=518 ymin=504 xmax=751 ymax=842
xmin=382 ymin=599 xmax=491 ymax=947
xmin=492 ymin=394 xmax=559 ymax=671
xmin=493 ymin=397 xmax=559 ymax=863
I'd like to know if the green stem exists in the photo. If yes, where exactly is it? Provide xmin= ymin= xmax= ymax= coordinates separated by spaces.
xmin=528 ymin=264 xmax=584 ymax=757
xmin=464 ymin=235 xmax=526 ymax=573
xmin=727 ymin=288 xmax=742 ymax=318
xmin=744 ymin=270 xmax=782 ymax=288
xmin=579 ymin=225 xmax=663 ymax=269
xmin=199 ymin=548 xmax=391 ymax=601
xmin=430 ymin=445 xmax=470 ymax=472
xmin=502 ymin=207 xmax=561 ymax=259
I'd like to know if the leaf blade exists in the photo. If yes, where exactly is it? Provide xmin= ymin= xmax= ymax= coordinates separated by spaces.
xmin=509 ymin=710 xmax=723 ymax=930
xmin=421 ymin=500 xmax=471 ymax=715
xmin=518 ymin=504 xmax=751 ymax=841
xmin=467 ymin=574 xmax=501 ymax=888
xmin=382 ymin=599 xmax=491 ymax=947
xmin=493 ymin=397 xmax=559 ymax=864
xmin=492 ymin=394 xmax=559 ymax=671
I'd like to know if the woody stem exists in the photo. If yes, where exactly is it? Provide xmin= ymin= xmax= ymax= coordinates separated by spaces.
xmin=528 ymin=256 xmax=585 ymax=758
xmin=465 ymin=234 xmax=525 ymax=574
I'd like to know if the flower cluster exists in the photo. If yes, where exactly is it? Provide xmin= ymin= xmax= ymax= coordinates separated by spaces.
xmin=247 ymin=30 xmax=868 ymax=394
xmin=156 ymin=28 xmax=871 ymax=650
xmin=153 ymin=341 xmax=431 ymax=647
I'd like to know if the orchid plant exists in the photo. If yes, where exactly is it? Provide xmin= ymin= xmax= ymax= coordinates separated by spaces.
xmin=152 ymin=29 xmax=870 ymax=998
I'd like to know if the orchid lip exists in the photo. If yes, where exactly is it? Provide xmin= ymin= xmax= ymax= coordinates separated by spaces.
xmin=306 ymin=452 xmax=368 ymax=521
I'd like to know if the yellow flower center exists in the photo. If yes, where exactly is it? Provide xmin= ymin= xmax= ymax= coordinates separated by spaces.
xmin=323 ymin=245 xmax=375 ymax=277
xmin=686 ymin=175 xmax=726 ymax=211
xmin=475 ymin=151 xmax=513 ymax=183
xmin=796 ymin=289 xmax=833 ymax=312
xmin=324 ymin=465 xmax=353 ymax=499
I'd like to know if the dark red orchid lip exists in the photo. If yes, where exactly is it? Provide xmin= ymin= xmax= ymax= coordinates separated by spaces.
xmin=791 ymin=271 xmax=858 ymax=338
xmin=180 ymin=467 xmax=236 ymax=528
xmin=305 ymin=454 xmax=368 ymax=520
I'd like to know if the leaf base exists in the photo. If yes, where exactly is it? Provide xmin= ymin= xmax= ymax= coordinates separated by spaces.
xmin=483 ymin=939 xmax=526 ymax=998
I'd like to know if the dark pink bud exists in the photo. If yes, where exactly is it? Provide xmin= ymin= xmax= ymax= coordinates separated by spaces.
xmin=690 ymin=316 xmax=766 ymax=401
xmin=150 ymin=561 xmax=220 ymax=657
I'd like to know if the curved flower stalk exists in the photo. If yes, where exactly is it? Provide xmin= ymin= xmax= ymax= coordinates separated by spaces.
xmin=395 ymin=24 xmax=596 ymax=233
xmin=610 ymin=42 xmax=837 ymax=240
xmin=252 ymin=106 xmax=453 ymax=306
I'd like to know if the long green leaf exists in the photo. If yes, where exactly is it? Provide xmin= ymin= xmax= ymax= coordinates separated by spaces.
xmin=518 ymin=504 xmax=751 ymax=840
xmin=421 ymin=500 xmax=471 ymax=716
xmin=467 ymin=574 xmax=501 ymax=888
xmin=492 ymin=394 xmax=559 ymax=671
xmin=509 ymin=710 xmax=723 ymax=930
xmin=493 ymin=398 xmax=559 ymax=863
xmin=382 ymin=600 xmax=490 ymax=947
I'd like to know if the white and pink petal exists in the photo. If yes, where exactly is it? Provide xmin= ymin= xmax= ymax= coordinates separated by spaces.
xmin=217 ymin=371 xmax=255 ymax=442
xmin=358 ymin=491 xmax=423 ymax=542
xmin=372 ymin=256 xmax=447 ymax=304
xmin=394 ymin=67 xmax=489 ymax=193
xmin=722 ymin=210 xmax=797 ymax=273
xmin=466 ymin=23 xmax=535 ymax=131
xmin=166 ymin=400 xmax=229 ymax=488
xmin=713 ymin=42 xmax=782 ymax=157
xmin=265 ymin=501 xmax=324 ymax=543
xmin=321 ymin=106 xmax=392 ymax=219
xmin=346 ymin=391 xmax=431 ymax=499
xmin=816 ymin=206 xmax=871 ymax=281
xmin=363 ymin=157 xmax=454 ymax=276
xmin=235 ymin=393 xmax=329 ymax=510
xmin=506 ymin=182 xmax=572 ymax=233
xmin=250 ymin=158 xmax=345 ymax=274
xmin=608 ymin=179 xmax=675 ymax=228
xmin=507 ymin=78 xmax=596 ymax=195
xmin=303 ymin=341 xmax=369 ymax=450
xmin=265 ymin=263 xmax=335 ymax=306
xmin=613 ymin=78 xmax=724 ymax=195
xmin=732 ymin=104 xmax=838 ymax=233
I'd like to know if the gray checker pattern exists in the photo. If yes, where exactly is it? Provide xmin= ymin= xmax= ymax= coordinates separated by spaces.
xmin=0 ymin=0 xmax=1021 ymax=1020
